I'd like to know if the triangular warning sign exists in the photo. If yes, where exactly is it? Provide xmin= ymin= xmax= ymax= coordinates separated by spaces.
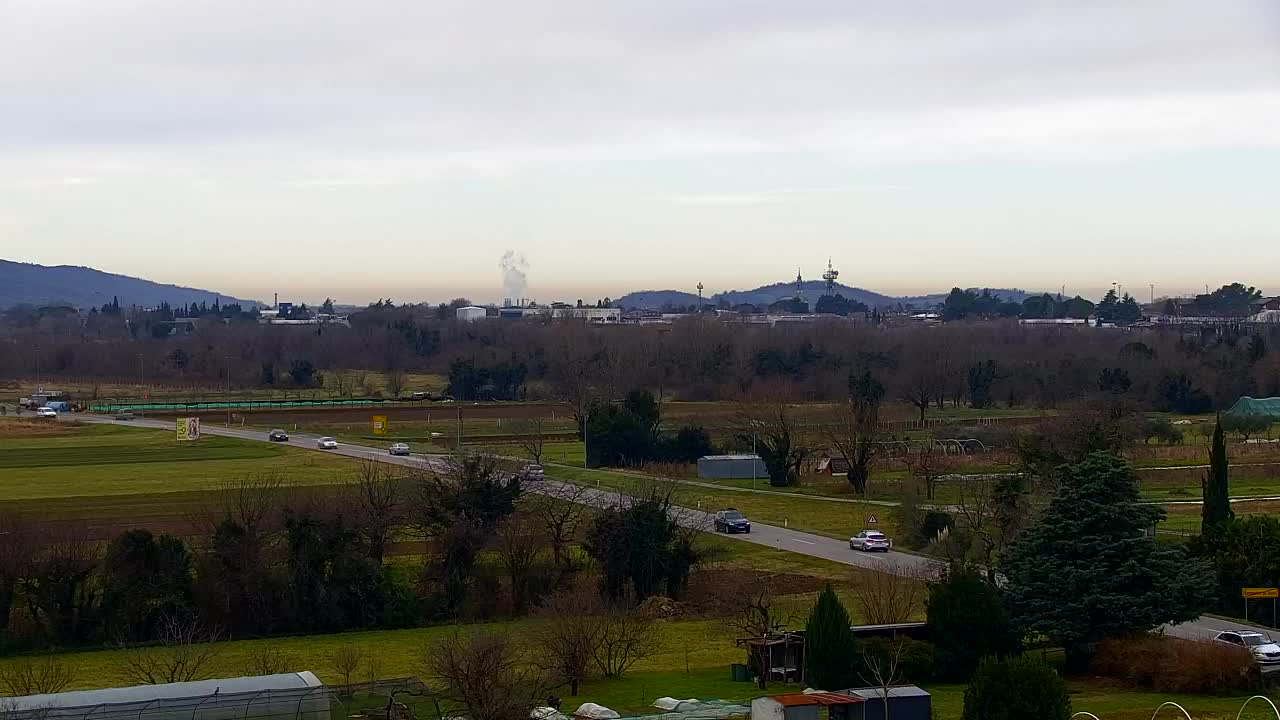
xmin=866 ymin=514 xmax=878 ymax=524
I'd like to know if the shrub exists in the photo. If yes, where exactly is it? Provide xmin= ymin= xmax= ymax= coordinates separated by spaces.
xmin=1089 ymin=634 xmax=1257 ymax=693
xmin=861 ymin=637 xmax=936 ymax=684
xmin=927 ymin=568 xmax=1021 ymax=681
xmin=962 ymin=656 xmax=1070 ymax=720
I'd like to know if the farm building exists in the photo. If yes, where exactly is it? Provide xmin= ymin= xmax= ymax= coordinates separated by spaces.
xmin=697 ymin=454 xmax=767 ymax=479
xmin=3 ymin=672 xmax=331 ymax=720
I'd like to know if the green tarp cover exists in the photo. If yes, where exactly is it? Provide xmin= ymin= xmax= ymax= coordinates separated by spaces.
xmin=1225 ymin=397 xmax=1280 ymax=419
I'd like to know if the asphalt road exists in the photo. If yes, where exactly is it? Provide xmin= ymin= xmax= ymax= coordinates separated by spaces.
xmin=68 ymin=414 xmax=1249 ymax=641
xmin=72 ymin=414 xmax=940 ymax=577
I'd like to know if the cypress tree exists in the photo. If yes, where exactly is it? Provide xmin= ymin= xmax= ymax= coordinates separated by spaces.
xmin=1202 ymin=416 xmax=1233 ymax=531
xmin=805 ymin=584 xmax=859 ymax=690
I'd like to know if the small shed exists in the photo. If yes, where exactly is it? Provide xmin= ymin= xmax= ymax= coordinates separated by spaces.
xmin=849 ymin=622 xmax=929 ymax=642
xmin=751 ymin=693 xmax=864 ymax=720
xmin=697 ymin=454 xmax=767 ymax=480
xmin=736 ymin=631 xmax=806 ymax=684
xmin=843 ymin=686 xmax=931 ymax=720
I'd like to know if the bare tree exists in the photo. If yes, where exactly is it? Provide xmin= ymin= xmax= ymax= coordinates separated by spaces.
xmin=195 ymin=472 xmax=286 ymax=537
xmin=849 ymin=563 xmax=929 ymax=625
xmin=347 ymin=460 xmax=403 ymax=564
xmin=823 ymin=371 xmax=885 ymax=494
xmin=120 ymin=617 xmax=222 ymax=685
xmin=242 ymin=646 xmax=293 ymax=676
xmin=725 ymin=583 xmax=795 ymax=689
xmin=861 ymin=639 xmax=908 ymax=720
xmin=900 ymin=363 xmax=938 ymax=425
xmin=900 ymin=443 xmax=953 ymax=501
xmin=333 ymin=642 xmax=365 ymax=689
xmin=365 ymin=651 xmax=385 ymax=684
xmin=530 ymin=585 xmax=602 ymax=696
xmin=593 ymin=604 xmax=661 ymax=678
xmin=384 ymin=368 xmax=408 ymax=398
xmin=736 ymin=393 xmax=812 ymax=487
xmin=494 ymin=515 xmax=548 ymax=615
xmin=423 ymin=631 xmax=548 ymax=720
xmin=332 ymin=371 xmax=358 ymax=398
xmin=509 ymin=417 xmax=547 ymax=465
xmin=0 ymin=655 xmax=77 ymax=695
xmin=530 ymin=483 xmax=589 ymax=569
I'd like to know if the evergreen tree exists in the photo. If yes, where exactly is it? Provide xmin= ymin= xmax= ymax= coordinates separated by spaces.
xmin=804 ymin=584 xmax=859 ymax=690
xmin=927 ymin=568 xmax=1021 ymax=681
xmin=1001 ymin=452 xmax=1213 ymax=665
xmin=1202 ymin=416 xmax=1233 ymax=530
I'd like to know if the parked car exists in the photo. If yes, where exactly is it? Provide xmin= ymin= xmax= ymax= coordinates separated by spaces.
xmin=1215 ymin=631 xmax=1280 ymax=665
xmin=316 ymin=436 xmax=338 ymax=450
xmin=34 ymin=406 xmax=58 ymax=418
xmin=268 ymin=429 xmax=290 ymax=442
xmin=714 ymin=509 xmax=751 ymax=534
xmin=849 ymin=530 xmax=891 ymax=552
xmin=389 ymin=442 xmax=411 ymax=456
xmin=113 ymin=410 xmax=136 ymax=420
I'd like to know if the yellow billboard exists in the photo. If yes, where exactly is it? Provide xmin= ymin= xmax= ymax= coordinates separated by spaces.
xmin=371 ymin=415 xmax=388 ymax=435
xmin=1242 ymin=587 xmax=1279 ymax=599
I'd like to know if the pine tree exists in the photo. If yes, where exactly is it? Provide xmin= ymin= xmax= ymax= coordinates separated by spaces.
xmin=1202 ymin=416 xmax=1233 ymax=530
xmin=1001 ymin=452 xmax=1213 ymax=666
xmin=804 ymin=584 xmax=859 ymax=690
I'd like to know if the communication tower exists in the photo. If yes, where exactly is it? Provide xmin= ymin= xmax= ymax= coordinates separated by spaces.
xmin=822 ymin=258 xmax=840 ymax=297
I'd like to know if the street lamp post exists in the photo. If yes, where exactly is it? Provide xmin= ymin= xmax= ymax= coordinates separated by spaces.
xmin=752 ymin=432 xmax=757 ymax=491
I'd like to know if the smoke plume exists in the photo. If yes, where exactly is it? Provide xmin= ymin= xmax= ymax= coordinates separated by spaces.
xmin=499 ymin=250 xmax=529 ymax=301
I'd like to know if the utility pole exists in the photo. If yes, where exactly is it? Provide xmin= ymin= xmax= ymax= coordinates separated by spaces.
xmin=1150 ymin=284 xmax=1155 ymax=305
xmin=582 ymin=408 xmax=590 ymax=469
xmin=225 ymin=355 xmax=232 ymax=426
xmin=752 ymin=432 xmax=758 ymax=491
xmin=34 ymin=346 xmax=40 ymax=390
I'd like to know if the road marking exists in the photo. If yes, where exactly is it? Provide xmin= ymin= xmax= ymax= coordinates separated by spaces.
xmin=792 ymin=539 xmax=815 ymax=545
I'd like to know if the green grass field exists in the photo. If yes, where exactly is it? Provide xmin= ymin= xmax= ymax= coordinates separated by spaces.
xmin=0 ymin=421 xmax=357 ymax=503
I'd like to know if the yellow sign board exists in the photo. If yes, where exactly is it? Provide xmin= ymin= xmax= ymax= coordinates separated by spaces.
xmin=371 ymin=415 xmax=388 ymax=436
xmin=1242 ymin=587 xmax=1279 ymax=599
xmin=175 ymin=417 xmax=201 ymax=441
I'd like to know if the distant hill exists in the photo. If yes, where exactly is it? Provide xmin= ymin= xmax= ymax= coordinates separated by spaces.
xmin=0 ymin=260 xmax=258 ymax=310
xmin=617 ymin=282 xmax=1029 ymax=310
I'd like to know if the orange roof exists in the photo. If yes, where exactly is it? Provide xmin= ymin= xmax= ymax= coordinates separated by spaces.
xmin=768 ymin=694 xmax=863 ymax=707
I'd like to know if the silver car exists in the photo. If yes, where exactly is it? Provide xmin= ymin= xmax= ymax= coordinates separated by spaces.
xmin=849 ymin=530 xmax=891 ymax=552
xmin=316 ymin=436 xmax=338 ymax=450
xmin=1215 ymin=631 xmax=1280 ymax=666
xmin=389 ymin=442 xmax=411 ymax=456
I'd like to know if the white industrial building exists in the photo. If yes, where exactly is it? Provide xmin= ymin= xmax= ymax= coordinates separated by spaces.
xmin=456 ymin=305 xmax=488 ymax=322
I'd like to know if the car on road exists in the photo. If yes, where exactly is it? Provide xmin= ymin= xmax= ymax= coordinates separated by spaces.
xmin=316 ymin=436 xmax=338 ymax=450
xmin=1215 ymin=631 xmax=1280 ymax=665
xmin=268 ymin=429 xmax=289 ymax=442
xmin=113 ymin=410 xmax=136 ymax=420
xmin=849 ymin=530 xmax=891 ymax=552
xmin=713 ymin=509 xmax=751 ymax=534
xmin=34 ymin=406 xmax=58 ymax=418
xmin=389 ymin=442 xmax=411 ymax=456
xmin=520 ymin=463 xmax=545 ymax=481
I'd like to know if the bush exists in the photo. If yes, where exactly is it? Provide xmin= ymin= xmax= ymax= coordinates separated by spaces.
xmin=962 ymin=656 xmax=1070 ymax=720
xmin=1090 ymin=634 xmax=1257 ymax=693
xmin=861 ymin=637 xmax=936 ymax=684
xmin=927 ymin=568 xmax=1021 ymax=681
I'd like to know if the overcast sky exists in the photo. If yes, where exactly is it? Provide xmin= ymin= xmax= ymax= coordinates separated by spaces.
xmin=2 ymin=0 xmax=1278 ymax=304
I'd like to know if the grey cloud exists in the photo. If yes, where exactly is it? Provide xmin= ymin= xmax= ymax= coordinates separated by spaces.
xmin=1 ymin=0 xmax=1278 ymax=177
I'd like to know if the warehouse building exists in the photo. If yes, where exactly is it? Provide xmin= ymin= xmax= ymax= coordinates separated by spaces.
xmin=697 ymin=454 xmax=768 ymax=480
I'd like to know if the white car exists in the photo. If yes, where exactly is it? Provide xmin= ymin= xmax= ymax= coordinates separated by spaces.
xmin=388 ymin=443 xmax=411 ymax=456
xmin=1215 ymin=631 xmax=1280 ymax=665
xmin=316 ymin=436 xmax=339 ymax=450
xmin=849 ymin=530 xmax=891 ymax=552
xmin=35 ymin=406 xmax=58 ymax=418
